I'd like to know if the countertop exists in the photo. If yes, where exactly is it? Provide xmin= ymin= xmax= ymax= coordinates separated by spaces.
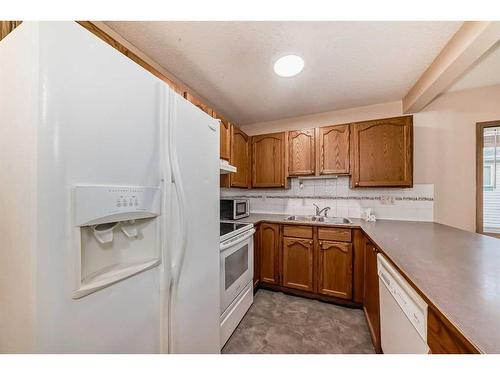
xmin=237 ymin=213 xmax=500 ymax=353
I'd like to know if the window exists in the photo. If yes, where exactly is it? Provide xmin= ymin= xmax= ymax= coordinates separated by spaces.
xmin=477 ymin=122 xmax=500 ymax=236
xmin=483 ymin=164 xmax=494 ymax=189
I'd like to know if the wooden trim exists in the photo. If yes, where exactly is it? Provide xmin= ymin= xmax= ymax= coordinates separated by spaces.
xmin=476 ymin=120 xmax=500 ymax=237
xmin=0 ymin=21 xmax=22 ymax=42
xmin=403 ymin=22 xmax=500 ymax=113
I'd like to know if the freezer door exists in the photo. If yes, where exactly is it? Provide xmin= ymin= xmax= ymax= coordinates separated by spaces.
xmin=35 ymin=22 xmax=164 ymax=353
xmin=165 ymin=92 xmax=221 ymax=353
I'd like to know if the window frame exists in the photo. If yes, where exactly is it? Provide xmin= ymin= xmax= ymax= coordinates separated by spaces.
xmin=476 ymin=120 xmax=500 ymax=238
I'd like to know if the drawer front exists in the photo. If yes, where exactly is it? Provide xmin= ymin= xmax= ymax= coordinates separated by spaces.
xmin=318 ymin=227 xmax=352 ymax=242
xmin=283 ymin=225 xmax=313 ymax=239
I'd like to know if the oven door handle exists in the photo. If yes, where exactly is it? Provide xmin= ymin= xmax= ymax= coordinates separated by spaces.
xmin=220 ymin=229 xmax=255 ymax=251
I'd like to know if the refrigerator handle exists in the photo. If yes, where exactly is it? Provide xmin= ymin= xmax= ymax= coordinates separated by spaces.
xmin=167 ymin=92 xmax=189 ymax=353
xmin=159 ymin=84 xmax=172 ymax=354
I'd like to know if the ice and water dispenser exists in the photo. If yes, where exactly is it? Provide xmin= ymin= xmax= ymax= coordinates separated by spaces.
xmin=72 ymin=185 xmax=161 ymax=299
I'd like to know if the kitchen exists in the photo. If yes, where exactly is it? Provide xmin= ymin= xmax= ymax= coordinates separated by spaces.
xmin=1 ymin=2 xmax=500 ymax=370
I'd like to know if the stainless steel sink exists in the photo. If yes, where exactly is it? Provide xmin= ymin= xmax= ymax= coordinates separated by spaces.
xmin=285 ymin=215 xmax=352 ymax=224
xmin=317 ymin=217 xmax=352 ymax=224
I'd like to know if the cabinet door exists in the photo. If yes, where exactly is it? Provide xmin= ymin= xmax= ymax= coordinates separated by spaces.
xmin=218 ymin=116 xmax=231 ymax=160
xmin=252 ymin=132 xmax=286 ymax=188
xmin=282 ymin=237 xmax=314 ymax=292
xmin=288 ymin=129 xmax=315 ymax=176
xmin=253 ymin=224 xmax=260 ymax=289
xmin=230 ymin=126 xmax=250 ymax=188
xmin=318 ymin=240 xmax=353 ymax=299
xmin=364 ymin=241 xmax=381 ymax=352
xmin=351 ymin=116 xmax=413 ymax=187
xmin=259 ymin=223 xmax=280 ymax=285
xmin=318 ymin=124 xmax=350 ymax=175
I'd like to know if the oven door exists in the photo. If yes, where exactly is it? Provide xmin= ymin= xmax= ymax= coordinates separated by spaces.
xmin=220 ymin=228 xmax=255 ymax=314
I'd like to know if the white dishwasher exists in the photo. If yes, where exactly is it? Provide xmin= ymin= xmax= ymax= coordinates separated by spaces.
xmin=377 ymin=254 xmax=429 ymax=354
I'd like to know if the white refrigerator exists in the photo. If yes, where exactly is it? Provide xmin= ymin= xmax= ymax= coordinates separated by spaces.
xmin=0 ymin=21 xmax=220 ymax=353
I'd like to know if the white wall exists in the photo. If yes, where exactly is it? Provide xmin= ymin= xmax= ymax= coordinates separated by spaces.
xmin=240 ymin=101 xmax=402 ymax=135
xmin=413 ymin=84 xmax=500 ymax=231
xmin=235 ymin=84 xmax=500 ymax=231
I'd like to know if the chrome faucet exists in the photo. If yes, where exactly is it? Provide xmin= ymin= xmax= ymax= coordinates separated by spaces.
xmin=313 ymin=203 xmax=331 ymax=217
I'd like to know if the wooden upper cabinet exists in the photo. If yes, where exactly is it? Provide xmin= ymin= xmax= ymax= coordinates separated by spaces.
xmin=1 ymin=21 xmax=22 ymax=42
xmin=213 ymin=110 xmax=231 ymax=160
xmin=184 ymin=92 xmax=213 ymax=116
xmin=282 ymin=237 xmax=314 ymax=292
xmin=229 ymin=126 xmax=250 ymax=188
xmin=259 ymin=223 xmax=280 ymax=285
xmin=288 ymin=129 xmax=315 ymax=176
xmin=251 ymin=132 xmax=287 ymax=188
xmin=351 ymin=116 xmax=413 ymax=187
xmin=318 ymin=240 xmax=353 ymax=299
xmin=317 ymin=124 xmax=350 ymax=175
xmin=364 ymin=241 xmax=381 ymax=352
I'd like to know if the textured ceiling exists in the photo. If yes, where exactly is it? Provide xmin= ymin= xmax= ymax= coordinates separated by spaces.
xmin=446 ymin=41 xmax=500 ymax=93
xmin=105 ymin=21 xmax=462 ymax=125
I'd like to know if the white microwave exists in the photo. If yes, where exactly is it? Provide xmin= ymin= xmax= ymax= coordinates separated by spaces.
xmin=220 ymin=198 xmax=249 ymax=220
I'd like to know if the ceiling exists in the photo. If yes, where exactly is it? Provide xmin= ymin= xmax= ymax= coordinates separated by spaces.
xmin=446 ymin=41 xmax=500 ymax=93
xmin=105 ymin=21 xmax=462 ymax=125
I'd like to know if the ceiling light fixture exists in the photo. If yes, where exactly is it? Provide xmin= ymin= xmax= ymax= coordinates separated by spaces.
xmin=273 ymin=55 xmax=304 ymax=77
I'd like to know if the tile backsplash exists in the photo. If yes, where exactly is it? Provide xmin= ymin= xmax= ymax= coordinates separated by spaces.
xmin=221 ymin=176 xmax=434 ymax=221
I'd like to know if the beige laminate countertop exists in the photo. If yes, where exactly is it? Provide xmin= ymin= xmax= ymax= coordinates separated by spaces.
xmin=236 ymin=213 xmax=500 ymax=353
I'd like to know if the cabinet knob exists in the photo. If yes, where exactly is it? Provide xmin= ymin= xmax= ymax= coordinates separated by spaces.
xmin=309 ymin=240 xmax=313 ymax=245
xmin=319 ymin=241 xmax=323 ymax=246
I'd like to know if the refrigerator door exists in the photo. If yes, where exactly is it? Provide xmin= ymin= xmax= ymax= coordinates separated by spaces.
xmin=36 ymin=22 xmax=163 ymax=353
xmin=164 ymin=92 xmax=220 ymax=353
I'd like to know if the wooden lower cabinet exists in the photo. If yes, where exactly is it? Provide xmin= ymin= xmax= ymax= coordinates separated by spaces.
xmin=318 ymin=240 xmax=353 ymax=299
xmin=256 ymin=223 xmax=355 ymax=302
xmin=363 ymin=241 xmax=381 ymax=353
xmin=427 ymin=306 xmax=479 ymax=354
xmin=259 ymin=223 xmax=280 ymax=285
xmin=282 ymin=237 xmax=314 ymax=292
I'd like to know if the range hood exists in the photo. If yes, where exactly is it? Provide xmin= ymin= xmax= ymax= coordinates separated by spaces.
xmin=220 ymin=159 xmax=237 ymax=174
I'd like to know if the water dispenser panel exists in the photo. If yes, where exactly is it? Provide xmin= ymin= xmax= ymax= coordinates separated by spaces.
xmin=73 ymin=185 xmax=161 ymax=226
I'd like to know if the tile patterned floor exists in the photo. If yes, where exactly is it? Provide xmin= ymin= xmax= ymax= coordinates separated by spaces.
xmin=222 ymin=289 xmax=375 ymax=354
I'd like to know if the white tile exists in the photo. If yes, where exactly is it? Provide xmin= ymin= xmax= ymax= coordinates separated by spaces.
xmin=314 ymin=184 xmax=326 ymax=196
xmin=338 ymin=207 xmax=349 ymax=218
xmin=325 ymin=183 xmax=336 ymax=196
xmin=348 ymin=206 xmax=361 ymax=218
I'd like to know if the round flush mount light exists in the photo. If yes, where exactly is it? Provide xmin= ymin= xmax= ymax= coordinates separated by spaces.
xmin=273 ymin=55 xmax=304 ymax=77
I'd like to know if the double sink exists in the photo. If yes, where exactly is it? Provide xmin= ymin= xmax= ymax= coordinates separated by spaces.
xmin=285 ymin=215 xmax=352 ymax=224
